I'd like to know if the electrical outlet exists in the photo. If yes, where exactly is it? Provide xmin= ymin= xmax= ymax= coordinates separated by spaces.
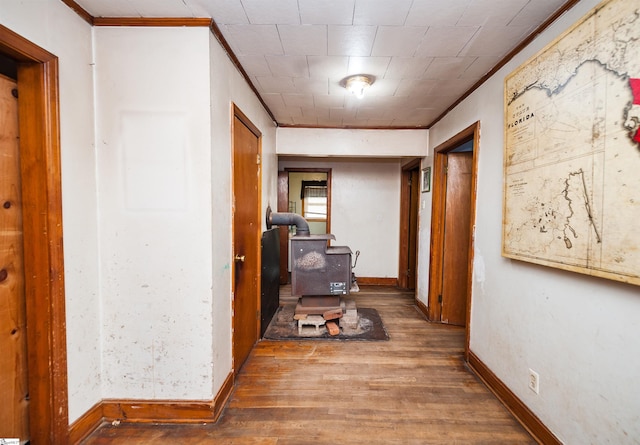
xmin=528 ymin=368 xmax=540 ymax=394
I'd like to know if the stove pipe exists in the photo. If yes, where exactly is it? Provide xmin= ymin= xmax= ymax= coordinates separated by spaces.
xmin=266 ymin=206 xmax=310 ymax=237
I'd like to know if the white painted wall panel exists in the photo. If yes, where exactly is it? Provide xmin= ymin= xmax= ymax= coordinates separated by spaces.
xmin=94 ymin=27 xmax=214 ymax=400
xmin=277 ymin=127 xmax=428 ymax=157
xmin=428 ymin=0 xmax=640 ymax=442
xmin=0 ymin=0 xmax=102 ymax=423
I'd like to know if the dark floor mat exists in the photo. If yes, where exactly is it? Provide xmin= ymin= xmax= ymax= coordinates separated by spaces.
xmin=263 ymin=305 xmax=389 ymax=341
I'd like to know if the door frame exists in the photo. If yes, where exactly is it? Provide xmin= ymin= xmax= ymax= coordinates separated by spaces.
xmin=0 ymin=25 xmax=68 ymax=443
xmin=398 ymin=158 xmax=421 ymax=289
xmin=427 ymin=121 xmax=480 ymax=357
xmin=231 ymin=103 xmax=262 ymax=374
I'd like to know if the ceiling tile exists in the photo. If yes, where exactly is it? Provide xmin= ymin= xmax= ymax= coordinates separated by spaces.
xmin=256 ymin=76 xmax=297 ymax=94
xmin=353 ymin=0 xmax=413 ymax=26
xmin=241 ymin=0 xmax=300 ymax=25
xmin=459 ymin=25 xmax=532 ymax=57
xmin=314 ymin=95 xmax=345 ymax=108
xmin=405 ymin=0 xmax=471 ymax=26
xmin=278 ymin=25 xmax=327 ymax=56
xmin=429 ymin=78 xmax=478 ymax=97
xmin=223 ymin=24 xmax=283 ymax=56
xmin=347 ymin=56 xmax=391 ymax=77
xmin=356 ymin=107 xmax=387 ymax=120
xmin=395 ymin=79 xmax=439 ymax=97
xmin=265 ymin=55 xmax=310 ymax=77
xmin=423 ymin=57 xmax=477 ymax=80
xmin=384 ymin=57 xmax=433 ymax=79
xmin=509 ymin=0 xmax=567 ymax=27
xmin=236 ymin=55 xmax=272 ymax=76
xmin=328 ymin=25 xmax=377 ymax=57
xmin=299 ymin=0 xmax=355 ymax=25
xmin=261 ymin=93 xmax=286 ymax=109
xmin=292 ymin=115 xmax=320 ymax=125
xmin=301 ymin=106 xmax=330 ymax=119
xmin=282 ymin=94 xmax=315 ymax=108
xmin=194 ymin=0 xmax=248 ymax=24
xmin=371 ymin=26 xmax=428 ymax=57
xmin=461 ymin=55 xmax=502 ymax=79
xmin=415 ymin=26 xmax=479 ymax=57
xmin=133 ymin=0 xmax=193 ymax=17
xmin=307 ymin=56 xmax=350 ymax=79
xmin=364 ymin=78 xmax=401 ymax=97
xmin=293 ymin=78 xmax=330 ymax=95
xmin=78 ymin=0 xmax=137 ymax=17
xmin=458 ymin=0 xmax=530 ymax=27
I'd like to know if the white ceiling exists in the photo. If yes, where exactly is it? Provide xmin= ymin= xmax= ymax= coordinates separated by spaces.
xmin=71 ymin=0 xmax=572 ymax=129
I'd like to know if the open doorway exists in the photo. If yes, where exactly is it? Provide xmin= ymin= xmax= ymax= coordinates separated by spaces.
xmin=427 ymin=122 xmax=479 ymax=351
xmin=276 ymin=168 xmax=332 ymax=284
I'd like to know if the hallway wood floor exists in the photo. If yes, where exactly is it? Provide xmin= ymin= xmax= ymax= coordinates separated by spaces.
xmin=82 ymin=286 xmax=535 ymax=444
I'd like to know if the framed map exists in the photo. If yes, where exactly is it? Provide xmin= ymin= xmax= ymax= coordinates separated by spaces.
xmin=502 ymin=0 xmax=640 ymax=286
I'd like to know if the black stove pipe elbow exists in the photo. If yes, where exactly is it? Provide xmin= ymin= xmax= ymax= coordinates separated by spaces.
xmin=266 ymin=206 xmax=310 ymax=237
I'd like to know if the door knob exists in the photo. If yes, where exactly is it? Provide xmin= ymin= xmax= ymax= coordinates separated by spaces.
xmin=234 ymin=254 xmax=246 ymax=263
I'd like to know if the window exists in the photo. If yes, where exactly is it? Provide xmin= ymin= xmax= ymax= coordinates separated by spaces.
xmin=301 ymin=180 xmax=327 ymax=221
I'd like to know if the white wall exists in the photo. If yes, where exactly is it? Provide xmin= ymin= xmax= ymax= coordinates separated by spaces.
xmin=1 ymin=0 xmax=102 ymax=423
xmin=278 ymin=127 xmax=428 ymax=157
xmin=208 ymin=32 xmax=277 ymax=393
xmin=94 ymin=26 xmax=214 ymax=400
xmin=428 ymin=0 xmax=640 ymax=442
xmin=279 ymin=158 xmax=401 ymax=279
xmin=94 ymin=26 xmax=277 ymax=402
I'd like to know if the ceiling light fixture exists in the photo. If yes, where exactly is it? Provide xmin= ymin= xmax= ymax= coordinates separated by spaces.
xmin=342 ymin=74 xmax=375 ymax=99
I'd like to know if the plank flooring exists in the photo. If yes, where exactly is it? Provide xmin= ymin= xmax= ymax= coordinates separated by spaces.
xmin=82 ymin=286 xmax=535 ymax=444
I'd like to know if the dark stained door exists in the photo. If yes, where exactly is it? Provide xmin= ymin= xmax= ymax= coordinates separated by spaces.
xmin=407 ymin=168 xmax=420 ymax=290
xmin=0 ymin=74 xmax=29 ymax=441
xmin=232 ymin=106 xmax=261 ymax=373
xmin=440 ymin=152 xmax=473 ymax=326
xmin=399 ymin=161 xmax=420 ymax=290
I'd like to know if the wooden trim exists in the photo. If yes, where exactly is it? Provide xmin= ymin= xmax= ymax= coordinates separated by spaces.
xmin=467 ymin=352 xmax=561 ymax=445
xmin=93 ymin=17 xmax=212 ymax=27
xmin=0 ymin=26 xmax=56 ymax=62
xmin=427 ymin=0 xmax=580 ymax=129
xmin=68 ymin=402 xmax=104 ymax=444
xmin=102 ymin=400 xmax=218 ymax=424
xmin=212 ymin=371 xmax=235 ymax=420
xmin=59 ymin=0 xmax=94 ymax=25
xmin=0 ymin=25 xmax=69 ymax=445
xmin=68 ymin=372 xmax=234 ymax=442
xmin=356 ymin=277 xmax=398 ymax=286
xmin=414 ymin=297 xmax=429 ymax=319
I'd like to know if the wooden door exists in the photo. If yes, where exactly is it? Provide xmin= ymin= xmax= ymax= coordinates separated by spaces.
xmin=398 ymin=161 xmax=420 ymax=289
xmin=232 ymin=106 xmax=261 ymax=373
xmin=0 ymin=74 xmax=29 ymax=441
xmin=440 ymin=152 xmax=473 ymax=326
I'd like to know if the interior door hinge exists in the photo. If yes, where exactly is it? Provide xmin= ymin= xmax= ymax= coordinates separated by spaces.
xmin=438 ymin=294 xmax=443 ymax=304
xmin=256 ymin=154 xmax=261 ymax=165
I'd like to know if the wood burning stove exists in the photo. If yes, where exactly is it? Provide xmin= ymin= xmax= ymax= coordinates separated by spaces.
xmin=266 ymin=207 xmax=359 ymax=320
